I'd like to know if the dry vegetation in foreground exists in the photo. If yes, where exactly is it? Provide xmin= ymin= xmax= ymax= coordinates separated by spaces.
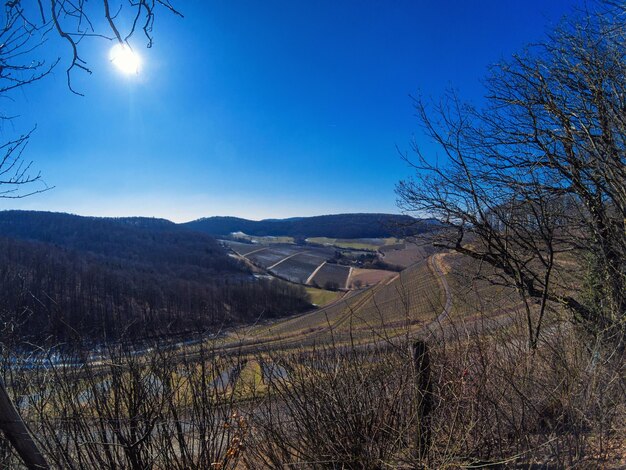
xmin=1 ymin=311 xmax=623 ymax=469
xmin=1 ymin=251 xmax=623 ymax=469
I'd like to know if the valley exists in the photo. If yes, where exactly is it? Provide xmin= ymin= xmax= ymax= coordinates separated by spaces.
xmin=1 ymin=1 xmax=623 ymax=467
xmin=0 ymin=210 xmax=439 ymax=348
xmin=3 ymin=209 xmax=621 ymax=469
xmin=222 ymin=237 xmax=405 ymax=290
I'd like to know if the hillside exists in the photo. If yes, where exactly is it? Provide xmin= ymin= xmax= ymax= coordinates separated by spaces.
xmin=0 ymin=210 xmax=444 ymax=346
xmin=0 ymin=211 xmax=310 ymax=345
xmin=182 ymin=213 xmax=439 ymax=238
xmin=0 ymin=211 xmax=229 ymax=270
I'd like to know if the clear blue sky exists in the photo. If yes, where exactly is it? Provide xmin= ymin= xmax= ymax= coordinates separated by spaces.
xmin=0 ymin=0 xmax=576 ymax=222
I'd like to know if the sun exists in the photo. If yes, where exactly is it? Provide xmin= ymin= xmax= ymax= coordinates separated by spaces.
xmin=109 ymin=43 xmax=141 ymax=75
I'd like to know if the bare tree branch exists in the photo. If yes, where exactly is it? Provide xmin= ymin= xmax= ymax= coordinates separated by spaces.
xmin=397 ymin=3 xmax=625 ymax=348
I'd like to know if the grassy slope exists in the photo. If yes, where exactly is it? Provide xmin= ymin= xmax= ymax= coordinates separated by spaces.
xmin=305 ymin=287 xmax=343 ymax=307
xmin=227 ymin=258 xmax=444 ymax=349
xmin=210 ymin=251 xmax=533 ymax=355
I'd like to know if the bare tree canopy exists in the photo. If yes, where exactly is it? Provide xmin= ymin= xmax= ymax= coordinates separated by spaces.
xmin=0 ymin=0 xmax=181 ymax=198
xmin=397 ymin=2 xmax=625 ymax=348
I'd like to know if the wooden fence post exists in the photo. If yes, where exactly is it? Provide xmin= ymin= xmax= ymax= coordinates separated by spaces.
xmin=0 ymin=379 xmax=48 ymax=469
xmin=411 ymin=340 xmax=432 ymax=461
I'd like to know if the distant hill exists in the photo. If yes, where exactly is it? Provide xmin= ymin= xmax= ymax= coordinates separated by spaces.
xmin=182 ymin=213 xmax=439 ymax=239
xmin=0 ymin=211 xmax=309 ymax=345
xmin=0 ymin=211 xmax=208 ymax=261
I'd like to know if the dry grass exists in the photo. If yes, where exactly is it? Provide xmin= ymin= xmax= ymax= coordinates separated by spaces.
xmin=348 ymin=267 xmax=397 ymax=288
xmin=1 ymin=253 xmax=623 ymax=468
xmin=226 ymin=258 xmax=444 ymax=351
xmin=305 ymin=286 xmax=342 ymax=307
xmin=305 ymin=237 xmax=400 ymax=251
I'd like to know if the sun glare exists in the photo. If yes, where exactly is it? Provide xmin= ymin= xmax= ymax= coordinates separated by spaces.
xmin=109 ymin=43 xmax=141 ymax=75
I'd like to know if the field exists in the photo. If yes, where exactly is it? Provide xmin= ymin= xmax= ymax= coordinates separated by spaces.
xmin=233 ymin=257 xmax=446 ymax=349
xmin=225 ymin=242 xmax=351 ymax=287
xmin=270 ymin=252 xmax=328 ymax=283
xmin=309 ymin=262 xmax=351 ymax=289
xmin=247 ymin=245 xmax=301 ymax=266
xmin=306 ymin=237 xmax=401 ymax=251
xmin=223 ymin=239 xmax=428 ymax=294
xmin=379 ymin=241 xmax=437 ymax=268
xmin=231 ymin=232 xmax=295 ymax=244
xmin=220 ymin=240 xmax=268 ymax=256
xmin=348 ymin=267 xmax=397 ymax=288
xmin=440 ymin=252 xmax=522 ymax=320
xmin=208 ymin=249 xmax=532 ymax=355
xmin=305 ymin=286 xmax=343 ymax=307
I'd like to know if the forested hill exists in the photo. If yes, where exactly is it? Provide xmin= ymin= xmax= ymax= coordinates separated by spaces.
xmin=0 ymin=211 xmax=310 ymax=345
xmin=0 ymin=211 xmax=234 ymax=271
xmin=182 ymin=213 xmax=438 ymax=238
xmin=0 ymin=210 xmax=438 ymax=345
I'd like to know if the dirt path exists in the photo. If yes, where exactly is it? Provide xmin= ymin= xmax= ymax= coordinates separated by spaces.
xmin=385 ymin=273 xmax=400 ymax=285
xmin=428 ymin=254 xmax=452 ymax=325
xmin=267 ymin=251 xmax=307 ymax=270
xmin=240 ymin=246 xmax=269 ymax=258
xmin=305 ymin=261 xmax=326 ymax=285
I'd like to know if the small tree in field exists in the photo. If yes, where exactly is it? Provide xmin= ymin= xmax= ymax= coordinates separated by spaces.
xmin=397 ymin=2 xmax=625 ymax=348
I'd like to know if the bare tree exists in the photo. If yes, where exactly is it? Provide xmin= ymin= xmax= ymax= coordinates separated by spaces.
xmin=397 ymin=2 xmax=625 ymax=348
xmin=0 ymin=3 xmax=181 ymax=467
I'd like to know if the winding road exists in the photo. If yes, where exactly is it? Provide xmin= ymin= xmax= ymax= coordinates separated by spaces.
xmin=428 ymin=254 xmax=453 ymax=325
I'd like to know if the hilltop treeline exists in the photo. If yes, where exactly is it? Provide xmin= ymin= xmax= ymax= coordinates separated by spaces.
xmin=0 ymin=212 xmax=309 ymax=345
xmin=183 ymin=213 xmax=439 ymax=238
